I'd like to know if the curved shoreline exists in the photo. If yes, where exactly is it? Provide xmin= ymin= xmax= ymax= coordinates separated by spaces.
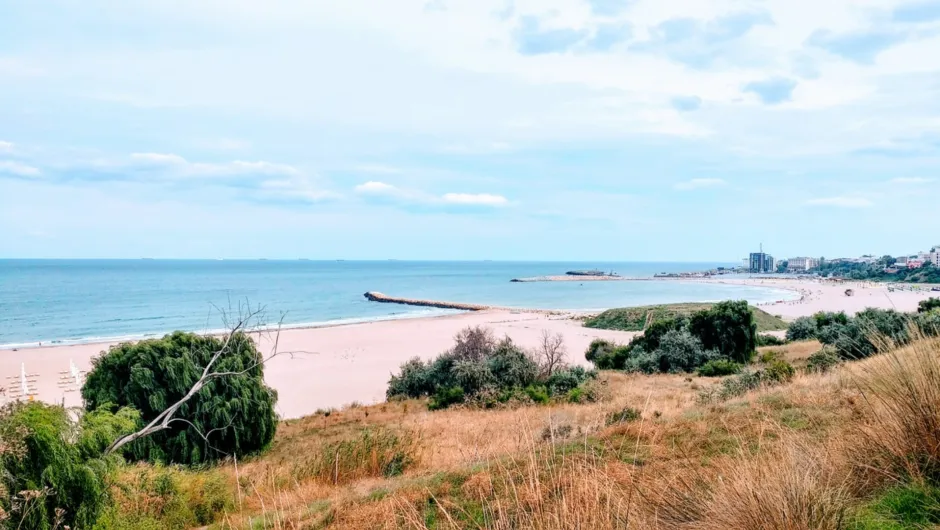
xmin=2 ymin=280 xmax=797 ymax=351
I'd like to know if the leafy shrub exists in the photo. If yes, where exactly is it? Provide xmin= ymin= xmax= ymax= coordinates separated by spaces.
xmin=545 ymin=366 xmax=596 ymax=395
xmin=524 ymin=385 xmax=551 ymax=404
xmin=765 ymin=359 xmax=796 ymax=383
xmin=585 ymin=338 xmax=615 ymax=363
xmin=756 ymin=334 xmax=787 ymax=347
xmin=918 ymin=297 xmax=940 ymax=313
xmin=759 ymin=349 xmax=784 ymax=364
xmin=386 ymin=357 xmax=433 ymax=399
xmin=805 ymin=348 xmax=841 ymax=374
xmin=816 ymin=309 xmax=912 ymax=360
xmin=82 ymin=331 xmax=278 ymax=465
xmin=0 ymin=402 xmax=138 ymax=530
xmin=589 ymin=300 xmax=759 ymax=373
xmin=388 ymin=327 xmax=593 ymax=410
xmin=697 ymin=359 xmax=742 ymax=377
xmin=689 ymin=300 xmax=758 ymax=364
xmin=786 ymin=316 xmax=818 ymax=341
xmin=605 ymin=407 xmax=642 ymax=426
xmin=429 ymin=386 xmax=466 ymax=410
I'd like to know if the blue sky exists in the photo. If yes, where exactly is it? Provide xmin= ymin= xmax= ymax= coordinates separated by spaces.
xmin=0 ymin=0 xmax=938 ymax=261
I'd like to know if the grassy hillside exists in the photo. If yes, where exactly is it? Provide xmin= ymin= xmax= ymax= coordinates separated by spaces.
xmin=87 ymin=334 xmax=940 ymax=529
xmin=583 ymin=302 xmax=789 ymax=332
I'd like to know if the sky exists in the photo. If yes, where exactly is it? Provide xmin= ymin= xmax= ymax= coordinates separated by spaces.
xmin=0 ymin=0 xmax=938 ymax=261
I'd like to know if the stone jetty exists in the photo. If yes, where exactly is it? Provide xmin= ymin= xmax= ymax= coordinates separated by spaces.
xmin=363 ymin=292 xmax=492 ymax=311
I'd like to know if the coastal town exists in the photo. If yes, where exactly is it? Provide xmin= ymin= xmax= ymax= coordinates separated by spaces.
xmin=653 ymin=244 xmax=940 ymax=281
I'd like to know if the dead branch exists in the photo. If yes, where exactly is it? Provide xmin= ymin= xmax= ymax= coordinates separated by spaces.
xmin=105 ymin=303 xmax=300 ymax=456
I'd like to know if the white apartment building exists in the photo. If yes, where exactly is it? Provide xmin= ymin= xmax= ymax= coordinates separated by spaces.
xmin=931 ymin=247 xmax=940 ymax=267
xmin=788 ymin=257 xmax=819 ymax=271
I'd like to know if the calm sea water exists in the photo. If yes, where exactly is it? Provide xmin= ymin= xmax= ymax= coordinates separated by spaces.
xmin=0 ymin=260 xmax=796 ymax=348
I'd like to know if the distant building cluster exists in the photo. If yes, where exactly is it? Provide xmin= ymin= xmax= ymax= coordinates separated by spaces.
xmin=742 ymin=245 xmax=940 ymax=275
xmin=787 ymin=257 xmax=819 ymax=272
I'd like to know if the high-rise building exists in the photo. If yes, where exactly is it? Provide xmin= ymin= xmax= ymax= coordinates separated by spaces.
xmin=749 ymin=252 xmax=775 ymax=273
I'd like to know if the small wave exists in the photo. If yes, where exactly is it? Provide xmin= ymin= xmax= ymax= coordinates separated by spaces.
xmin=0 ymin=308 xmax=465 ymax=350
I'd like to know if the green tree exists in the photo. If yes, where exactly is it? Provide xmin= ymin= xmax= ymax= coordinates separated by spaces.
xmin=82 ymin=331 xmax=278 ymax=465
xmin=688 ymin=300 xmax=758 ymax=364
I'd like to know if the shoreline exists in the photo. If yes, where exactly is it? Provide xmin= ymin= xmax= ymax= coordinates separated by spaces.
xmin=3 ymin=277 xmax=937 ymax=419
xmin=1 ymin=279 xmax=795 ymax=352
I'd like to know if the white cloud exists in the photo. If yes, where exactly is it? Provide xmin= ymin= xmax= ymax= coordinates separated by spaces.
xmin=0 ymin=141 xmax=12 ymax=153
xmin=442 ymin=192 xmax=508 ymax=206
xmin=890 ymin=177 xmax=934 ymax=184
xmin=354 ymin=182 xmax=509 ymax=208
xmin=354 ymin=181 xmax=401 ymax=195
xmin=673 ymin=178 xmax=727 ymax=190
xmin=0 ymin=160 xmax=41 ymax=177
xmin=128 ymin=153 xmax=300 ymax=178
xmin=805 ymin=196 xmax=873 ymax=208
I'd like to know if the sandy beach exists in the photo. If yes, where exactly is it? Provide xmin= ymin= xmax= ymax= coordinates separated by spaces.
xmin=3 ymin=277 xmax=937 ymax=419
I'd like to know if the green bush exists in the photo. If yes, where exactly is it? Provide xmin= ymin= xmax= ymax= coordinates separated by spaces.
xmin=585 ymin=338 xmax=616 ymax=363
xmin=82 ymin=331 xmax=278 ymax=466
xmin=918 ymin=298 xmax=940 ymax=313
xmin=429 ymin=386 xmax=466 ymax=410
xmin=806 ymin=348 xmax=841 ymax=374
xmin=697 ymin=359 xmax=742 ymax=377
xmin=0 ymin=402 xmax=138 ymax=530
xmin=765 ymin=359 xmax=796 ymax=383
xmin=689 ymin=300 xmax=758 ymax=364
xmin=756 ymin=334 xmax=787 ymax=347
xmin=388 ymin=327 xmax=594 ymax=410
xmin=786 ymin=316 xmax=818 ymax=341
xmin=605 ymin=407 xmax=642 ymax=426
xmin=588 ymin=300 xmax=758 ymax=374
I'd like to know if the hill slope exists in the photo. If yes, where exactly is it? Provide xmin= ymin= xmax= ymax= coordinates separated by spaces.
xmin=583 ymin=302 xmax=788 ymax=332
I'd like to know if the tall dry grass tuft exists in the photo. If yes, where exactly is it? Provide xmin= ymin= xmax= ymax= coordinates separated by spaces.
xmin=852 ymin=332 xmax=940 ymax=485
xmin=678 ymin=440 xmax=854 ymax=530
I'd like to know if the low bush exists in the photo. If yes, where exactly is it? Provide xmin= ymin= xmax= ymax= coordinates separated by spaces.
xmin=786 ymin=316 xmax=819 ymax=341
xmin=759 ymin=349 xmax=783 ymax=363
xmin=697 ymin=359 xmax=742 ymax=377
xmin=918 ymin=297 xmax=940 ymax=313
xmin=806 ymin=348 xmax=841 ymax=374
xmin=605 ymin=407 xmax=642 ymax=426
xmin=756 ymin=334 xmax=787 ymax=347
xmin=765 ymin=359 xmax=796 ymax=383
xmin=388 ymin=327 xmax=595 ymax=410
xmin=585 ymin=300 xmax=758 ymax=373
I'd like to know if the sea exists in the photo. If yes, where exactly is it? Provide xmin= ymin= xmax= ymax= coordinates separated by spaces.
xmin=0 ymin=260 xmax=798 ymax=349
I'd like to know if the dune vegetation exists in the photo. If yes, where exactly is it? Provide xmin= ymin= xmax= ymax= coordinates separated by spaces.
xmin=5 ymin=304 xmax=940 ymax=529
xmin=583 ymin=302 xmax=788 ymax=333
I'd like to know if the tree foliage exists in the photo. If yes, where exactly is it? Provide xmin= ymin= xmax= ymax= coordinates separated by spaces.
xmin=82 ymin=331 xmax=278 ymax=465
xmin=0 ymin=402 xmax=138 ymax=530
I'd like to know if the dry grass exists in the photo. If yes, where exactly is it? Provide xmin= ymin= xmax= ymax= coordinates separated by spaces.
xmin=102 ymin=334 xmax=940 ymax=529
xmin=850 ymin=333 xmax=940 ymax=485
xmin=758 ymin=339 xmax=823 ymax=364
